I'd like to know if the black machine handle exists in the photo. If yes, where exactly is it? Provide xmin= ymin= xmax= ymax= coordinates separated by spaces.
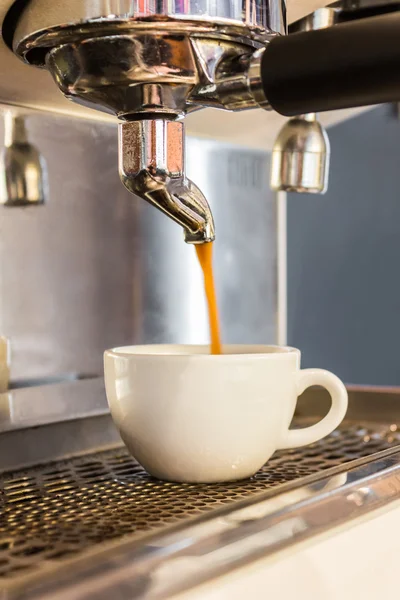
xmin=261 ymin=12 xmax=400 ymax=116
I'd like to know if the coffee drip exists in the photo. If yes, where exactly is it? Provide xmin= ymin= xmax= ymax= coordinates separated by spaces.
xmin=195 ymin=243 xmax=222 ymax=355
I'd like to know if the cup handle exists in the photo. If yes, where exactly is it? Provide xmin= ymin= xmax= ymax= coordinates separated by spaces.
xmin=278 ymin=369 xmax=348 ymax=450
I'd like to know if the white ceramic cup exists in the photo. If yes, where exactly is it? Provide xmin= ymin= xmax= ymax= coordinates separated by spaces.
xmin=104 ymin=344 xmax=348 ymax=483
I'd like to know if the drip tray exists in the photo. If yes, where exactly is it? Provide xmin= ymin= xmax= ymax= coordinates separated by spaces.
xmin=0 ymin=419 xmax=399 ymax=584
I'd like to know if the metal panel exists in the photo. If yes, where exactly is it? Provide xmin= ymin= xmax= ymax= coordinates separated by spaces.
xmin=0 ymin=111 xmax=277 ymax=380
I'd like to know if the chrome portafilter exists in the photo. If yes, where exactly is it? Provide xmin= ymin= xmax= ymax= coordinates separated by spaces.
xmin=9 ymin=0 xmax=400 ymax=237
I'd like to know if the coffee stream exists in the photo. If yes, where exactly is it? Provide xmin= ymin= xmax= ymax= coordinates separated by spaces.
xmin=195 ymin=242 xmax=222 ymax=354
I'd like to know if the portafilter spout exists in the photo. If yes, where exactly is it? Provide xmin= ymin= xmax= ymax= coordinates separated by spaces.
xmin=119 ymin=119 xmax=215 ymax=244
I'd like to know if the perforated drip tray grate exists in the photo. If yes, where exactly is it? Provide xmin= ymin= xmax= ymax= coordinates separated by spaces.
xmin=0 ymin=419 xmax=399 ymax=583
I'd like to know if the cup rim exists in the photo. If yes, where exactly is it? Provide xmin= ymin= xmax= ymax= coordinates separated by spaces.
xmin=105 ymin=344 xmax=300 ymax=360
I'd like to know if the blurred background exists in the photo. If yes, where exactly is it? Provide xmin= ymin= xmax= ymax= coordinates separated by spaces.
xmin=287 ymin=105 xmax=400 ymax=385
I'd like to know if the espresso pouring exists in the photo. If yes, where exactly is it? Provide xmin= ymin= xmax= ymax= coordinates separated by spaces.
xmin=195 ymin=242 xmax=222 ymax=355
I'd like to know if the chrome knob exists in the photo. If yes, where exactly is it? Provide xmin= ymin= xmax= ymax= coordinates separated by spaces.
xmin=0 ymin=112 xmax=47 ymax=207
xmin=270 ymin=114 xmax=330 ymax=194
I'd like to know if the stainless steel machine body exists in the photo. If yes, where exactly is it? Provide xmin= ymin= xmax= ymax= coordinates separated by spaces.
xmin=0 ymin=108 xmax=278 ymax=381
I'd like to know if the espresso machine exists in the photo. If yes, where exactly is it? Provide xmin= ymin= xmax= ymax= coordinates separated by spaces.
xmin=0 ymin=0 xmax=400 ymax=598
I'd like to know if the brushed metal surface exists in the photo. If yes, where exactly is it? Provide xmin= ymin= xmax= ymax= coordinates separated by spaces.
xmin=37 ymin=446 xmax=399 ymax=600
xmin=0 ymin=110 xmax=278 ymax=380
xmin=138 ymin=137 xmax=278 ymax=346
xmin=0 ymin=113 xmax=138 ymax=379
xmin=0 ymin=407 xmax=399 ymax=595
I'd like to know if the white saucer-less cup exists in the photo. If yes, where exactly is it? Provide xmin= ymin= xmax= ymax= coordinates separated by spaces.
xmin=104 ymin=345 xmax=348 ymax=483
